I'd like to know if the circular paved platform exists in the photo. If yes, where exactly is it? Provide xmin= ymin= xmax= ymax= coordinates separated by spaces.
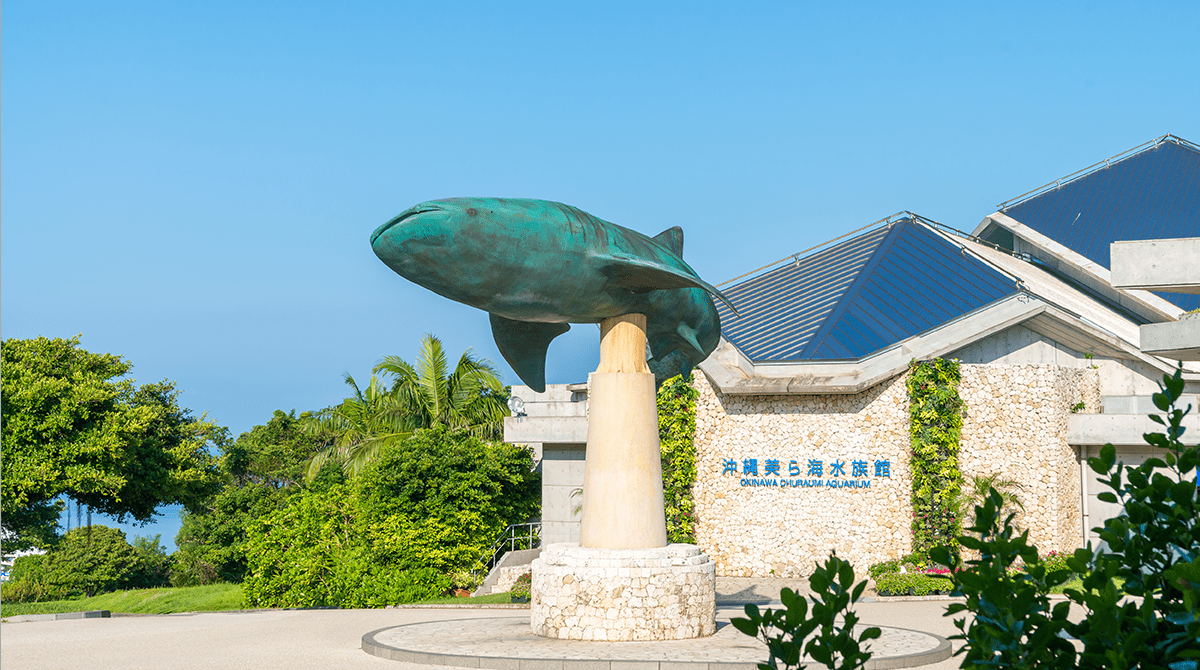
xmin=362 ymin=614 xmax=951 ymax=670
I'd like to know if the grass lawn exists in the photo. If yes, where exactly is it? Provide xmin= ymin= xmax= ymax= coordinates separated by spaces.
xmin=404 ymin=591 xmax=516 ymax=605
xmin=1 ymin=584 xmax=518 ymax=618
xmin=1 ymin=583 xmax=245 ymax=617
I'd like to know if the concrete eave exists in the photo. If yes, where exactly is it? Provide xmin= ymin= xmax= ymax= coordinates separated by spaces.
xmin=699 ymin=293 xmax=1047 ymax=395
xmin=503 ymin=416 xmax=588 ymax=444
xmin=699 ymin=290 xmax=1200 ymax=396
xmin=1067 ymin=413 xmax=1200 ymax=446
xmin=976 ymin=212 xmax=1183 ymax=323
xmin=1032 ymin=304 xmax=1200 ymax=375
xmin=1111 ymin=238 xmax=1200 ymax=295
xmin=1140 ymin=319 xmax=1200 ymax=361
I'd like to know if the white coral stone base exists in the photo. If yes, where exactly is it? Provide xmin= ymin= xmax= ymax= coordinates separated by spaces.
xmin=530 ymin=543 xmax=717 ymax=641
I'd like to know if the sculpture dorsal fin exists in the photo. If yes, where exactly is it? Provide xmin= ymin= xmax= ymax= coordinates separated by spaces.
xmin=652 ymin=227 xmax=684 ymax=257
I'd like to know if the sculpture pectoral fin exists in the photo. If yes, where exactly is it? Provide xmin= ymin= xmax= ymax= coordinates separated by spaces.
xmin=599 ymin=253 xmax=740 ymax=317
xmin=489 ymin=314 xmax=571 ymax=393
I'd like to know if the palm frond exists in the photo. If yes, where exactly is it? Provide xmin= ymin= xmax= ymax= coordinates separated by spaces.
xmin=417 ymin=333 xmax=450 ymax=425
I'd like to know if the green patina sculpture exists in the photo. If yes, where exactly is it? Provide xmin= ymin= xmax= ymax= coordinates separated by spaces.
xmin=371 ymin=198 xmax=734 ymax=392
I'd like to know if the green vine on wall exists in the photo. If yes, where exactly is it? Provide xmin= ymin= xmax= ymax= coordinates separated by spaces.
xmin=658 ymin=374 xmax=698 ymax=544
xmin=906 ymin=358 xmax=964 ymax=554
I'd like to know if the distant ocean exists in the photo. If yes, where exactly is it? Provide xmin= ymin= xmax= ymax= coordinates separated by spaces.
xmin=58 ymin=502 xmax=186 ymax=551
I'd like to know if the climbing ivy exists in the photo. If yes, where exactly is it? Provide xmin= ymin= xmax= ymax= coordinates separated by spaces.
xmin=906 ymin=358 xmax=964 ymax=554
xmin=658 ymin=374 xmax=699 ymax=544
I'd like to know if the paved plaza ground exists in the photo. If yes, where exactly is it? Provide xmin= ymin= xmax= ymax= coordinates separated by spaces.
xmin=0 ymin=578 xmax=1076 ymax=670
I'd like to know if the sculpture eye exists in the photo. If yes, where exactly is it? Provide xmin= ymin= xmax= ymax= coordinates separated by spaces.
xmin=467 ymin=208 xmax=478 ymax=216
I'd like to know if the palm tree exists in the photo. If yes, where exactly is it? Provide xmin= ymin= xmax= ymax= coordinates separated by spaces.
xmin=373 ymin=333 xmax=508 ymax=440
xmin=303 ymin=373 xmax=415 ymax=480
xmin=303 ymin=334 xmax=508 ymax=480
xmin=958 ymin=472 xmax=1026 ymax=531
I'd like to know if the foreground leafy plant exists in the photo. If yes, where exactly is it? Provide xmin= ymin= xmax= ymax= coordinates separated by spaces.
xmin=1064 ymin=366 xmax=1200 ymax=669
xmin=930 ymin=491 xmax=1077 ymax=669
xmin=733 ymin=553 xmax=880 ymax=670
xmin=933 ymin=366 xmax=1200 ymax=670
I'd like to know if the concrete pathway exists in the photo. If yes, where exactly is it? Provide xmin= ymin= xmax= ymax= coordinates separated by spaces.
xmin=0 ymin=578 xmax=1024 ymax=670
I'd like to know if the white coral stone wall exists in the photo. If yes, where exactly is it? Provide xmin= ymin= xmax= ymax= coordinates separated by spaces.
xmin=692 ymin=364 xmax=1099 ymax=577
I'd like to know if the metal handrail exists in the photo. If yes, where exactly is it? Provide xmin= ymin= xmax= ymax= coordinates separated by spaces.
xmin=470 ymin=522 xmax=541 ymax=580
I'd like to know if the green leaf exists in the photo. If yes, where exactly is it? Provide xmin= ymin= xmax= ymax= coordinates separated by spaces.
xmin=731 ymin=617 xmax=760 ymax=636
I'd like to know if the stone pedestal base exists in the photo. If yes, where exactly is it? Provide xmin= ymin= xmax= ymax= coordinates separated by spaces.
xmin=531 ymin=543 xmax=716 ymax=641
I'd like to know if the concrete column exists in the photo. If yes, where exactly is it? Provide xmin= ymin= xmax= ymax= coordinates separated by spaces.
xmin=578 ymin=314 xmax=668 ymax=549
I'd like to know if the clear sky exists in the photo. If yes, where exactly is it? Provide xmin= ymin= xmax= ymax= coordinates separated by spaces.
xmin=4 ymin=1 xmax=1199 ymax=547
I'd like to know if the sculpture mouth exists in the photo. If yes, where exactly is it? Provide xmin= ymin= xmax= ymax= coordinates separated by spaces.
xmin=371 ymin=204 xmax=443 ymax=246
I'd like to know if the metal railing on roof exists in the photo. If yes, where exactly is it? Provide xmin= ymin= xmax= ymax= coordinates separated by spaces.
xmin=715 ymin=211 xmax=911 ymax=288
xmin=715 ymin=210 xmax=1033 ymax=296
xmin=716 ymin=211 xmax=1019 ymax=289
xmin=996 ymin=134 xmax=1199 ymax=212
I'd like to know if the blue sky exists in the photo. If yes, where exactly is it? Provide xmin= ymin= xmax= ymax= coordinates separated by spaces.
xmin=4 ymin=1 xmax=1199 ymax=547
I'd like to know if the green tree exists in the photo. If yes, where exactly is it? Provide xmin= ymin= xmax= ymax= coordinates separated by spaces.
xmin=1 ymin=336 xmax=223 ymax=549
xmin=43 ymin=525 xmax=140 ymax=598
xmin=304 ymin=334 xmax=508 ymax=479
xmin=0 ymin=554 xmax=67 ymax=603
xmin=174 ymin=410 xmax=336 ymax=584
xmin=127 ymin=534 xmax=172 ymax=589
xmin=931 ymin=366 xmax=1200 ymax=669
xmin=244 ymin=426 xmax=538 ymax=608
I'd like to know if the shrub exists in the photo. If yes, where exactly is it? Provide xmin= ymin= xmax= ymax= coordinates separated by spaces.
xmin=169 ymin=547 xmax=219 ymax=587
xmin=1038 ymin=550 xmax=1070 ymax=575
xmin=0 ymin=554 xmax=72 ymax=603
xmin=127 ymin=535 xmax=172 ymax=589
xmin=867 ymin=551 xmax=931 ymax=579
xmin=43 ymin=525 xmax=140 ymax=598
xmin=930 ymin=489 xmax=1077 ymax=669
xmin=873 ymin=572 xmax=952 ymax=596
xmin=510 ymin=572 xmax=531 ymax=600
xmin=243 ymin=427 xmax=538 ymax=608
xmin=174 ymin=481 xmax=296 ymax=584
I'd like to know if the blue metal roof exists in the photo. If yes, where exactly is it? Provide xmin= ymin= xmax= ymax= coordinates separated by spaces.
xmin=1000 ymin=136 xmax=1200 ymax=311
xmin=719 ymin=217 xmax=1019 ymax=362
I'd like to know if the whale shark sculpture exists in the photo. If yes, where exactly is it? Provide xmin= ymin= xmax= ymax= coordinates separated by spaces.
xmin=370 ymin=197 xmax=735 ymax=392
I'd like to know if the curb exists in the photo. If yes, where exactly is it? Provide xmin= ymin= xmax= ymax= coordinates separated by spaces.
xmin=2 ymin=610 xmax=111 ymax=623
xmin=866 ymin=593 xmax=1073 ymax=603
xmin=361 ymin=617 xmax=953 ymax=670
xmin=390 ymin=604 xmax=531 ymax=610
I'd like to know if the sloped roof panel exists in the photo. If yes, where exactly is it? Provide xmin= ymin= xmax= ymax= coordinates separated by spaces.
xmin=1002 ymin=138 xmax=1200 ymax=311
xmin=716 ymin=225 xmax=888 ymax=361
xmin=801 ymin=222 xmax=1017 ymax=360
xmin=719 ymin=218 xmax=1019 ymax=362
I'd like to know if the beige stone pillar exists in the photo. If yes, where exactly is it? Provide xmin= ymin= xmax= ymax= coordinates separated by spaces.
xmin=579 ymin=314 xmax=668 ymax=549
